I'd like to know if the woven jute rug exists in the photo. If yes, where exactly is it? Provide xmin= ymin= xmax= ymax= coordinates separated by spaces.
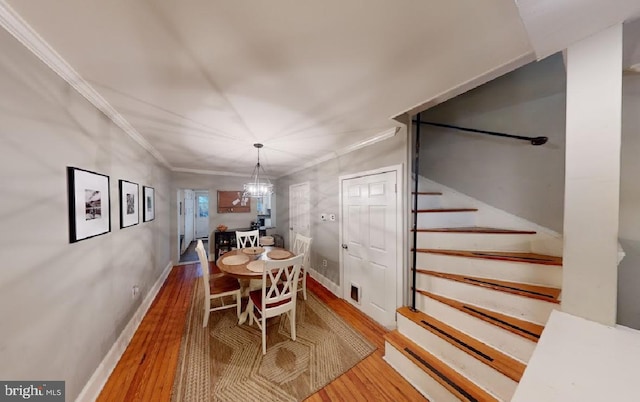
xmin=171 ymin=280 xmax=376 ymax=402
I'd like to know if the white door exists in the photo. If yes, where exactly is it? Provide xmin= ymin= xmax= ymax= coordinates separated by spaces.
xmin=289 ymin=182 xmax=310 ymax=243
xmin=195 ymin=191 xmax=209 ymax=239
xmin=184 ymin=189 xmax=195 ymax=247
xmin=342 ymin=170 xmax=398 ymax=328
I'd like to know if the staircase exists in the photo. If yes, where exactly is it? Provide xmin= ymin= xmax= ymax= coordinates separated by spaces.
xmin=384 ymin=183 xmax=563 ymax=401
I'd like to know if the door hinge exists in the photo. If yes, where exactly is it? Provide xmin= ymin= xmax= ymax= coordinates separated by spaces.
xmin=395 ymin=183 xmax=397 ymax=193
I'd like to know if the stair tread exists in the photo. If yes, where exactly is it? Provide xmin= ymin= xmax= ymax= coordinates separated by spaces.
xmin=398 ymin=306 xmax=526 ymax=382
xmin=417 ymin=249 xmax=562 ymax=266
xmin=416 ymin=270 xmax=561 ymax=303
xmin=412 ymin=191 xmax=443 ymax=195
xmin=418 ymin=291 xmax=544 ymax=342
xmin=385 ymin=330 xmax=499 ymax=402
xmin=414 ymin=226 xmax=536 ymax=234
xmin=413 ymin=208 xmax=478 ymax=213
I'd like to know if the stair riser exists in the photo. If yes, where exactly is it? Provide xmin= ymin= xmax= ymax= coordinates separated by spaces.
xmin=416 ymin=274 xmax=558 ymax=325
xmin=398 ymin=315 xmax=516 ymax=401
xmin=416 ymin=195 xmax=442 ymax=210
xmin=416 ymin=253 xmax=562 ymax=288
xmin=416 ymin=294 xmax=535 ymax=363
xmin=416 ymin=232 xmax=533 ymax=252
xmin=384 ymin=342 xmax=461 ymax=402
xmin=416 ymin=211 xmax=476 ymax=228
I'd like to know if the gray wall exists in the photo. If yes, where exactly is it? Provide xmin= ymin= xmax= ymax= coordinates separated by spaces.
xmin=415 ymin=51 xmax=640 ymax=330
xmin=418 ymin=54 xmax=566 ymax=233
xmin=0 ymin=30 xmax=171 ymax=399
xmin=171 ymin=172 xmax=260 ymax=261
xmin=618 ymin=75 xmax=640 ymax=329
xmin=276 ymin=131 xmax=407 ymax=286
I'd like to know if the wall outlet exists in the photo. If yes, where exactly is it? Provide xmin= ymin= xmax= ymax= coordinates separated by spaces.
xmin=329 ymin=213 xmax=336 ymax=221
xmin=322 ymin=259 xmax=328 ymax=267
xmin=132 ymin=285 xmax=140 ymax=299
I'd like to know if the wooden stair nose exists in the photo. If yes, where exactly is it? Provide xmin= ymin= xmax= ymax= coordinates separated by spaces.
xmin=412 ymin=191 xmax=443 ymax=195
xmin=416 ymin=270 xmax=561 ymax=304
xmin=418 ymin=291 xmax=544 ymax=343
xmin=416 ymin=249 xmax=562 ymax=266
xmin=385 ymin=330 xmax=499 ymax=402
xmin=413 ymin=208 xmax=478 ymax=213
xmin=397 ymin=306 xmax=526 ymax=382
xmin=414 ymin=227 xmax=536 ymax=235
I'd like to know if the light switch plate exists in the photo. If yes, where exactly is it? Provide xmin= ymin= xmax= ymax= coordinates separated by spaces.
xmin=320 ymin=213 xmax=327 ymax=221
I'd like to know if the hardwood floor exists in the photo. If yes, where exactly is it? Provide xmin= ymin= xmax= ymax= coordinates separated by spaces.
xmin=97 ymin=263 xmax=427 ymax=401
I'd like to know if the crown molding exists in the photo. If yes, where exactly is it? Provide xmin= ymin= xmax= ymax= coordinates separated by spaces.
xmin=277 ymin=126 xmax=400 ymax=178
xmin=172 ymin=167 xmax=250 ymax=177
xmin=0 ymin=1 xmax=171 ymax=169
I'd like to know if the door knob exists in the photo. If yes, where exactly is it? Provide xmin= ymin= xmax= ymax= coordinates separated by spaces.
xmin=341 ymin=244 xmax=348 ymax=249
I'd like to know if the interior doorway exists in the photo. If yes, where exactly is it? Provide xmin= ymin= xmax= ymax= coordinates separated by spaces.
xmin=195 ymin=191 xmax=210 ymax=239
xmin=289 ymin=182 xmax=310 ymax=245
xmin=178 ymin=189 xmax=210 ymax=264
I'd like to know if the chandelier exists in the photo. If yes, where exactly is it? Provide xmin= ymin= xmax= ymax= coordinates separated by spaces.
xmin=243 ymin=143 xmax=273 ymax=198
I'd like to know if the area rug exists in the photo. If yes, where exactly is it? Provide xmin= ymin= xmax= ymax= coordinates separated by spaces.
xmin=171 ymin=280 xmax=376 ymax=402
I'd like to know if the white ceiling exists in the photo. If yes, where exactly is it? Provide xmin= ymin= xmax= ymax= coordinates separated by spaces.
xmin=3 ymin=1 xmax=640 ymax=178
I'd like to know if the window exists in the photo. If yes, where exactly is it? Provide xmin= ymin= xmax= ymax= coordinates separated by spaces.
xmin=197 ymin=194 xmax=209 ymax=217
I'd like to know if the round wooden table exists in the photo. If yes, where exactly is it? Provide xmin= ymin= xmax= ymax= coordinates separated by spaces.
xmin=216 ymin=246 xmax=295 ymax=324
xmin=216 ymin=246 xmax=295 ymax=279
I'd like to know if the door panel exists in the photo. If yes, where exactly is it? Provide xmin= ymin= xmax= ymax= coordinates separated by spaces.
xmin=342 ymin=170 xmax=397 ymax=328
xmin=289 ymin=183 xmax=310 ymax=243
xmin=369 ymin=206 xmax=386 ymax=250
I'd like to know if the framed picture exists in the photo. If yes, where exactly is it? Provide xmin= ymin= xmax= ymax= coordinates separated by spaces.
xmin=119 ymin=180 xmax=139 ymax=228
xmin=143 ymin=186 xmax=155 ymax=222
xmin=217 ymin=190 xmax=251 ymax=213
xmin=67 ymin=166 xmax=111 ymax=243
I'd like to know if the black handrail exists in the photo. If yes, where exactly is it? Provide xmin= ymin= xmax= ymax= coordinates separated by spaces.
xmin=410 ymin=113 xmax=421 ymax=312
xmin=413 ymin=120 xmax=547 ymax=146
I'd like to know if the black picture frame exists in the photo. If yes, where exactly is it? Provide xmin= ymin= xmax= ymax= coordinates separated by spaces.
xmin=143 ymin=186 xmax=155 ymax=222
xmin=67 ymin=166 xmax=111 ymax=243
xmin=119 ymin=180 xmax=139 ymax=228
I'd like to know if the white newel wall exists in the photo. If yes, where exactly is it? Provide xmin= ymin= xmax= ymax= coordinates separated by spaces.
xmin=562 ymin=24 xmax=622 ymax=326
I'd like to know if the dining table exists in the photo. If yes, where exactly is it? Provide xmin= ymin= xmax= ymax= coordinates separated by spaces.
xmin=216 ymin=245 xmax=295 ymax=324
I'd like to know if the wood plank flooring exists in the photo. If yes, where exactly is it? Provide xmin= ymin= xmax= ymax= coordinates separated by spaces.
xmin=97 ymin=263 xmax=426 ymax=401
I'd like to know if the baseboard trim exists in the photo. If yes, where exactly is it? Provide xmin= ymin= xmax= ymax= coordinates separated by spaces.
xmin=308 ymin=266 xmax=341 ymax=297
xmin=75 ymin=260 xmax=174 ymax=402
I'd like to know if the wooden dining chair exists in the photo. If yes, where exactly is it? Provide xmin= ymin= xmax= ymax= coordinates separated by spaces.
xmin=292 ymin=233 xmax=313 ymax=300
xmin=247 ymin=254 xmax=304 ymax=355
xmin=195 ymin=240 xmax=242 ymax=327
xmin=235 ymin=229 xmax=259 ymax=248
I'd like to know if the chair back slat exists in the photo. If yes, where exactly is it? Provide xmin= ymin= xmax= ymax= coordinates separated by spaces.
xmin=195 ymin=240 xmax=210 ymax=295
xmin=262 ymin=254 xmax=303 ymax=316
xmin=236 ymin=229 xmax=260 ymax=248
xmin=292 ymin=233 xmax=312 ymax=269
